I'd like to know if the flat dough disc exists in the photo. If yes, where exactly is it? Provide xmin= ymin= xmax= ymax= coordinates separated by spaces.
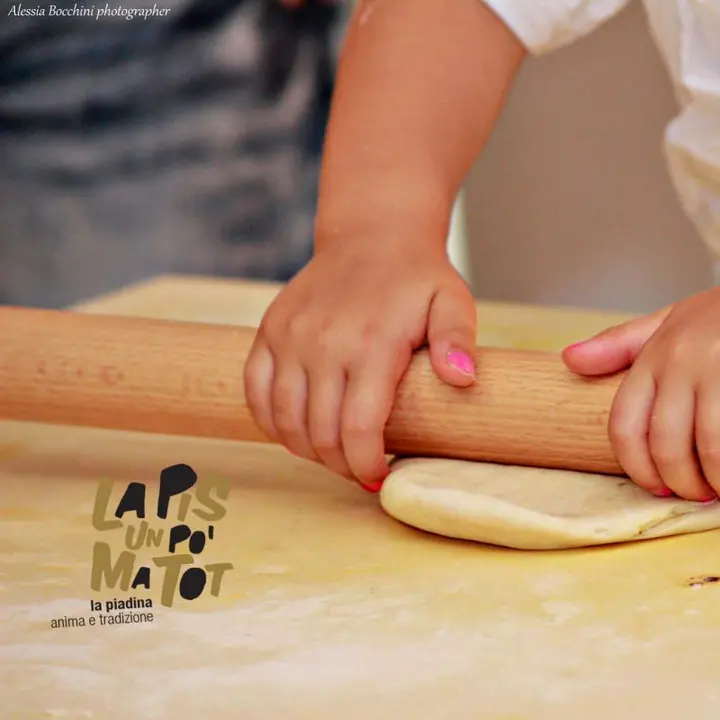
xmin=380 ymin=458 xmax=720 ymax=550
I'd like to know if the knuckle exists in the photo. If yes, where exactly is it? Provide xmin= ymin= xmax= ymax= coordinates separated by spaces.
xmin=312 ymin=430 xmax=341 ymax=453
xmin=343 ymin=416 xmax=377 ymax=439
xmin=652 ymin=452 xmax=683 ymax=471
xmin=608 ymin=417 xmax=636 ymax=453
xmin=244 ymin=338 xmax=268 ymax=372
xmin=259 ymin=310 xmax=286 ymax=342
xmin=359 ymin=323 xmax=382 ymax=346
xmin=272 ymin=395 xmax=299 ymax=436
xmin=315 ymin=326 xmax=341 ymax=357
xmin=647 ymin=414 xmax=679 ymax=465
xmin=273 ymin=413 xmax=300 ymax=438
xmin=648 ymin=437 xmax=682 ymax=467
xmin=333 ymin=326 xmax=380 ymax=360
xmin=291 ymin=316 xmax=354 ymax=359
xmin=696 ymin=442 xmax=720 ymax=465
xmin=344 ymin=319 xmax=388 ymax=351
xmin=243 ymin=365 xmax=264 ymax=402
xmin=287 ymin=312 xmax=313 ymax=340
xmin=273 ymin=381 xmax=294 ymax=412
xmin=665 ymin=339 xmax=694 ymax=367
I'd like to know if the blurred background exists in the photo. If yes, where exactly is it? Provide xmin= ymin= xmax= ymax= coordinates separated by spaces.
xmin=463 ymin=0 xmax=712 ymax=313
xmin=0 ymin=0 xmax=712 ymax=313
xmin=0 ymin=0 xmax=350 ymax=308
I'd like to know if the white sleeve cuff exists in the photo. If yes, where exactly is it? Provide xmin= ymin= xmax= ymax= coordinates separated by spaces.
xmin=483 ymin=0 xmax=633 ymax=55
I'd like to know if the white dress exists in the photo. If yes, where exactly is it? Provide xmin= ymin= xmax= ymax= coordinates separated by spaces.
xmin=485 ymin=0 xmax=720 ymax=280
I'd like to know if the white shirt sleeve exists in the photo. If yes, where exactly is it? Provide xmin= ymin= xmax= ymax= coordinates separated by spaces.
xmin=483 ymin=0 xmax=633 ymax=55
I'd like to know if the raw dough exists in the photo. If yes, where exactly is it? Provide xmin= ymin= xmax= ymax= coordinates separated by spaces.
xmin=380 ymin=458 xmax=720 ymax=550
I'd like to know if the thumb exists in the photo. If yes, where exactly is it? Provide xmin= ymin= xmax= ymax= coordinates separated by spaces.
xmin=562 ymin=306 xmax=671 ymax=376
xmin=427 ymin=284 xmax=478 ymax=388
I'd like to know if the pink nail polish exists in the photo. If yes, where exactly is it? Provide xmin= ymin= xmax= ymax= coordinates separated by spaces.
xmin=447 ymin=350 xmax=475 ymax=376
xmin=360 ymin=480 xmax=384 ymax=493
xmin=653 ymin=487 xmax=674 ymax=498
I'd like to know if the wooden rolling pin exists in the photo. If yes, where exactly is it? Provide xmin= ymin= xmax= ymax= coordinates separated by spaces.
xmin=0 ymin=306 xmax=625 ymax=474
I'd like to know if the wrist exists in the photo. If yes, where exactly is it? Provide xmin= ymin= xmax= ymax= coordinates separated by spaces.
xmin=313 ymin=173 xmax=454 ymax=257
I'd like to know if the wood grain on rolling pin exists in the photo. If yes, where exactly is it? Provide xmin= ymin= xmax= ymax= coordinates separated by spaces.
xmin=0 ymin=307 xmax=625 ymax=474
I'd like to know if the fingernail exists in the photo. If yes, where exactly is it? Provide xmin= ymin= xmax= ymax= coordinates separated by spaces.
xmin=653 ymin=487 xmax=674 ymax=498
xmin=360 ymin=480 xmax=384 ymax=493
xmin=566 ymin=341 xmax=585 ymax=350
xmin=447 ymin=350 xmax=475 ymax=376
xmin=701 ymin=494 xmax=718 ymax=503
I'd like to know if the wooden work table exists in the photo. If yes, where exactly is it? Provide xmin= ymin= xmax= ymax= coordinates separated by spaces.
xmin=1 ymin=275 xmax=718 ymax=719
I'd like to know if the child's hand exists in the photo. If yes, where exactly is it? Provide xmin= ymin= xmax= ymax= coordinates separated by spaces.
xmin=562 ymin=288 xmax=720 ymax=502
xmin=243 ymin=243 xmax=477 ymax=490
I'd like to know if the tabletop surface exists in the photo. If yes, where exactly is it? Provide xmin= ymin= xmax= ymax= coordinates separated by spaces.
xmin=1 ymin=275 xmax=718 ymax=719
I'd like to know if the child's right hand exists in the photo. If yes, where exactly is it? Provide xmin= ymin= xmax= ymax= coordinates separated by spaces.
xmin=243 ymin=241 xmax=478 ymax=490
xmin=248 ymin=0 xmax=525 ymax=489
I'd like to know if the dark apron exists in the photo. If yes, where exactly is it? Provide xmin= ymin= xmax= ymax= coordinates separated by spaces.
xmin=0 ymin=0 xmax=344 ymax=307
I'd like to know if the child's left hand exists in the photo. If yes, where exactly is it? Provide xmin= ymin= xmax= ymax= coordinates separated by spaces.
xmin=562 ymin=288 xmax=720 ymax=502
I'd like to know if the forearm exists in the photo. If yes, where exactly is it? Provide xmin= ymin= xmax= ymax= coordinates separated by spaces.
xmin=315 ymin=0 xmax=526 ymax=251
